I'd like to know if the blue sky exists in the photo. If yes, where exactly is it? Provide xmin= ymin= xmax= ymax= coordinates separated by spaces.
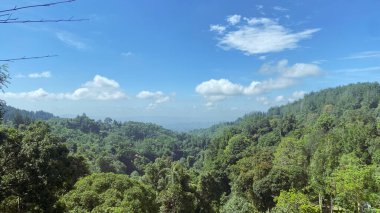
xmin=1 ymin=0 xmax=380 ymax=126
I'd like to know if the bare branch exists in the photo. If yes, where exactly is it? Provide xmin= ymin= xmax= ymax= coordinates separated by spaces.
xmin=0 ymin=14 xmax=17 ymax=22
xmin=0 ymin=0 xmax=76 ymax=13
xmin=0 ymin=55 xmax=58 ymax=62
xmin=0 ymin=17 xmax=87 ymax=24
xmin=0 ymin=13 xmax=12 ymax=17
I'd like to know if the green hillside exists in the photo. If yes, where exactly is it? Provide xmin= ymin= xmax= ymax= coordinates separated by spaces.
xmin=1 ymin=82 xmax=379 ymax=212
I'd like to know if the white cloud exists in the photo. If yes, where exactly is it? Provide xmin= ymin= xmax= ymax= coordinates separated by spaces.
xmin=0 ymin=75 xmax=126 ymax=101
xmin=276 ymin=91 xmax=307 ymax=104
xmin=311 ymin=59 xmax=327 ymax=64
xmin=83 ymin=75 xmax=120 ymax=88
xmin=1 ymin=88 xmax=51 ymax=99
xmin=195 ymin=79 xmax=244 ymax=96
xmin=121 ymin=52 xmax=133 ymax=57
xmin=195 ymin=78 xmax=295 ymax=105
xmin=226 ymin=14 xmax=241 ymax=25
xmin=335 ymin=66 xmax=380 ymax=73
xmin=292 ymin=91 xmax=306 ymax=99
xmin=69 ymin=75 xmax=125 ymax=100
xmin=259 ymin=59 xmax=321 ymax=78
xmin=273 ymin=6 xmax=288 ymax=11
xmin=136 ymin=91 xmax=172 ymax=109
xmin=210 ymin=24 xmax=226 ymax=34
xmin=195 ymin=59 xmax=320 ymax=105
xmin=244 ymin=78 xmax=295 ymax=95
xmin=342 ymin=51 xmax=380 ymax=59
xmin=212 ymin=16 xmax=320 ymax=55
xmin=257 ymin=96 xmax=269 ymax=105
xmin=56 ymin=31 xmax=87 ymax=50
xmin=28 ymin=71 xmax=51 ymax=78
xmin=255 ymin=90 xmax=307 ymax=106
xmin=259 ymin=55 xmax=267 ymax=60
xmin=15 ymin=71 xmax=51 ymax=78
xmin=287 ymin=91 xmax=307 ymax=102
xmin=282 ymin=63 xmax=321 ymax=78
xmin=275 ymin=95 xmax=285 ymax=102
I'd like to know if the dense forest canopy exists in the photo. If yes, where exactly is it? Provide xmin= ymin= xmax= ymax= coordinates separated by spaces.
xmin=0 ymin=82 xmax=379 ymax=212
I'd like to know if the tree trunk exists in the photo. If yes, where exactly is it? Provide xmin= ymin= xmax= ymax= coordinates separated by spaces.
xmin=318 ymin=193 xmax=323 ymax=213
xmin=18 ymin=196 xmax=20 ymax=213
xmin=330 ymin=197 xmax=333 ymax=213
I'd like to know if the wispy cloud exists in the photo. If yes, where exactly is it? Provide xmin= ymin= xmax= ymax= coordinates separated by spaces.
xmin=210 ymin=16 xmax=320 ymax=55
xmin=335 ymin=66 xmax=380 ymax=73
xmin=342 ymin=51 xmax=380 ymax=59
xmin=257 ymin=96 xmax=270 ymax=105
xmin=121 ymin=52 xmax=133 ymax=57
xmin=257 ymin=90 xmax=307 ymax=106
xmin=226 ymin=14 xmax=241 ymax=25
xmin=210 ymin=24 xmax=226 ymax=34
xmin=259 ymin=59 xmax=321 ymax=78
xmin=0 ymin=75 xmax=126 ymax=101
xmin=15 ymin=71 xmax=51 ymax=79
xmin=273 ymin=6 xmax=288 ymax=12
xmin=28 ymin=71 xmax=51 ymax=78
xmin=56 ymin=31 xmax=87 ymax=50
xmin=136 ymin=91 xmax=172 ymax=109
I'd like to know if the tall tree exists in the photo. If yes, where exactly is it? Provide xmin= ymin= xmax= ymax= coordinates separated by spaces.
xmin=0 ymin=121 xmax=88 ymax=212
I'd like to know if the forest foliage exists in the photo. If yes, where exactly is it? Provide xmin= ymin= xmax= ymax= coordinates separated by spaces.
xmin=0 ymin=82 xmax=380 ymax=212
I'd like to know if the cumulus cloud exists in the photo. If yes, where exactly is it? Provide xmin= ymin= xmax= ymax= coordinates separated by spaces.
xmin=28 ymin=71 xmax=51 ymax=78
xmin=195 ymin=59 xmax=320 ymax=105
xmin=69 ymin=75 xmax=125 ymax=100
xmin=136 ymin=91 xmax=172 ymax=109
xmin=0 ymin=75 xmax=126 ymax=101
xmin=210 ymin=15 xmax=320 ymax=55
xmin=195 ymin=78 xmax=295 ymax=105
xmin=56 ymin=31 xmax=87 ymax=50
xmin=1 ymin=88 xmax=52 ymax=99
xmin=226 ymin=14 xmax=241 ymax=25
xmin=259 ymin=59 xmax=321 ymax=78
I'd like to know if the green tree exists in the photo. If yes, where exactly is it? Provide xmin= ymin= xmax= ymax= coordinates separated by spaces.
xmin=60 ymin=173 xmax=158 ymax=213
xmin=224 ymin=134 xmax=251 ymax=163
xmin=0 ymin=65 xmax=9 ymax=117
xmin=0 ymin=122 xmax=88 ymax=212
xmin=328 ymin=153 xmax=380 ymax=212
xmin=220 ymin=194 xmax=258 ymax=213
xmin=272 ymin=189 xmax=319 ymax=213
xmin=271 ymin=136 xmax=308 ymax=190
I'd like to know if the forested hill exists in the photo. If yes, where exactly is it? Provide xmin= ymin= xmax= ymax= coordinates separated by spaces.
xmin=268 ymin=82 xmax=380 ymax=116
xmin=2 ymin=105 xmax=55 ymax=125
xmin=195 ymin=82 xmax=380 ymax=212
xmin=0 ymin=82 xmax=379 ymax=212
xmin=194 ymin=82 xmax=380 ymax=138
